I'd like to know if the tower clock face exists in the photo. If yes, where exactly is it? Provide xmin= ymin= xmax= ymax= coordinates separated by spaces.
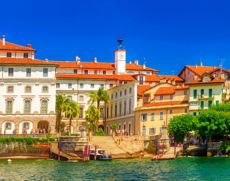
xmin=119 ymin=52 xmax=125 ymax=60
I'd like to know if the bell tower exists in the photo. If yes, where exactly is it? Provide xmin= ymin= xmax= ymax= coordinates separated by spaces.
xmin=115 ymin=38 xmax=126 ymax=74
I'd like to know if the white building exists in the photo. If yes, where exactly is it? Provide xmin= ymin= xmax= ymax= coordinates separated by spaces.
xmin=0 ymin=36 xmax=57 ymax=134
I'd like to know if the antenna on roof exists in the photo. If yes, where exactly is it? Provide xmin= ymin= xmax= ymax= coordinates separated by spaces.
xmin=200 ymin=59 xmax=203 ymax=66
xmin=219 ymin=58 xmax=225 ymax=72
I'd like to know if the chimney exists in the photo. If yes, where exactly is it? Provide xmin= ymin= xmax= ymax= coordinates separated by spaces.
xmin=143 ymin=63 xmax=146 ymax=69
xmin=134 ymin=59 xmax=138 ymax=65
xmin=27 ymin=43 xmax=32 ymax=48
xmin=2 ymin=35 xmax=5 ymax=46
xmin=45 ymin=58 xmax=48 ymax=62
xmin=129 ymin=61 xmax=132 ymax=64
xmin=76 ymin=56 xmax=80 ymax=64
xmin=93 ymin=57 xmax=97 ymax=63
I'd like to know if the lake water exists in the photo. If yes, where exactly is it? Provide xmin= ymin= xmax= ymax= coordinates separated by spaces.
xmin=0 ymin=157 xmax=229 ymax=180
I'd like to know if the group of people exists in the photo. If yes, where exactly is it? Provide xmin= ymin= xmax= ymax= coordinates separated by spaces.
xmin=115 ymin=129 xmax=129 ymax=136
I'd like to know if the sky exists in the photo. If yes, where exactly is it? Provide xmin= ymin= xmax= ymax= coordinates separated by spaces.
xmin=1 ymin=0 xmax=230 ymax=74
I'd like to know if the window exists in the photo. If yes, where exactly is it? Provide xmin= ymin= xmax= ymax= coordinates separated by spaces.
xmin=124 ymin=101 xmax=127 ymax=115
xmin=113 ymin=71 xmax=115 ymax=75
xmin=149 ymin=128 xmax=156 ymax=135
xmin=200 ymin=89 xmax=204 ymax=97
xmin=94 ymin=70 xmax=97 ymax=74
xmin=208 ymin=100 xmax=213 ymax=109
xmin=216 ymin=100 xmax=219 ymax=106
xmin=6 ymin=100 xmax=13 ymax=114
xmin=169 ymin=110 xmax=173 ymax=114
xmin=23 ymin=53 xmax=29 ymax=58
xmin=124 ymin=89 xmax=127 ymax=95
xmin=84 ymin=70 xmax=88 ymax=74
xmin=200 ymin=101 xmax=204 ymax=109
xmin=7 ymin=86 xmax=14 ymax=93
xmin=115 ymin=104 xmax=117 ymax=117
xmin=184 ymin=90 xmax=187 ymax=95
xmin=142 ymin=126 xmax=146 ymax=136
xmin=56 ymin=83 xmax=60 ymax=88
xmin=110 ymin=105 xmax=113 ymax=118
xmin=170 ymin=95 xmax=173 ymax=100
xmin=79 ymin=95 xmax=84 ymax=101
xmin=41 ymin=99 xmax=48 ymax=114
xmin=68 ymin=83 xmax=72 ymax=89
xmin=193 ymin=89 xmax=197 ymax=99
xmin=42 ymin=86 xmax=49 ymax=93
xmin=100 ymin=108 xmax=104 ymax=118
xmin=160 ymin=112 xmax=164 ymax=120
xmin=79 ymin=107 xmax=84 ymax=119
xmin=23 ymin=122 xmax=30 ymax=130
xmin=139 ymin=75 xmax=144 ymax=85
xmin=43 ymin=68 xmax=48 ymax=77
xmin=109 ymin=84 xmax=113 ymax=88
xmin=6 ymin=52 xmax=12 ymax=57
xmin=129 ymin=87 xmax=132 ymax=94
xmin=25 ymin=86 xmax=32 ymax=93
xmin=141 ymin=113 xmax=147 ymax=121
xmin=103 ymin=70 xmax=106 ymax=75
xmin=80 ymin=83 xmax=84 ymax=88
xmin=100 ymin=84 xmax=104 ymax=88
xmin=129 ymin=99 xmax=132 ymax=114
xmin=91 ymin=84 xmax=94 ymax=88
xmin=151 ymin=113 xmax=155 ymax=121
xmin=8 ymin=68 xmax=14 ymax=77
xmin=160 ymin=95 xmax=163 ymax=101
xmin=185 ymin=108 xmax=188 ymax=113
xmin=25 ymin=68 xmax=31 ymax=77
xmin=120 ymin=91 xmax=122 ymax=97
xmin=160 ymin=127 xmax=162 ymax=133
xmin=74 ymin=69 xmax=77 ymax=74
xmin=5 ymin=122 xmax=12 ymax=130
xmin=115 ymin=92 xmax=118 ymax=98
xmin=209 ymin=89 xmax=213 ymax=98
xmin=119 ymin=102 xmax=122 ymax=116
xmin=24 ymin=99 xmax=31 ymax=114
xmin=111 ymin=94 xmax=113 ymax=99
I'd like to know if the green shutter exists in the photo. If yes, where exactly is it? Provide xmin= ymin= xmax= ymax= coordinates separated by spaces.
xmin=208 ymin=100 xmax=213 ymax=108
xmin=194 ymin=89 xmax=197 ymax=99
xmin=216 ymin=100 xmax=219 ymax=106
xmin=209 ymin=89 xmax=213 ymax=98
xmin=200 ymin=101 xmax=204 ymax=109
xmin=201 ymin=89 xmax=204 ymax=97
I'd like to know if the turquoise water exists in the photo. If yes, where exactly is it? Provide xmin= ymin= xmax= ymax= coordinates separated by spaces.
xmin=0 ymin=158 xmax=230 ymax=180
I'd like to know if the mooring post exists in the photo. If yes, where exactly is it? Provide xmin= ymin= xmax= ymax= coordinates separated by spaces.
xmin=94 ymin=145 xmax=97 ymax=160
xmin=58 ymin=136 xmax=60 ymax=161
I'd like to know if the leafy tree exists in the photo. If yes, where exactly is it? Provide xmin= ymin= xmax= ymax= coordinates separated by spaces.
xmin=85 ymin=105 xmax=100 ymax=132
xmin=56 ymin=94 xmax=69 ymax=133
xmin=89 ymin=88 xmax=109 ymax=131
xmin=65 ymin=100 xmax=80 ymax=135
xmin=197 ymin=110 xmax=230 ymax=140
xmin=211 ymin=102 xmax=230 ymax=112
xmin=110 ymin=123 xmax=117 ymax=136
xmin=168 ymin=114 xmax=198 ymax=143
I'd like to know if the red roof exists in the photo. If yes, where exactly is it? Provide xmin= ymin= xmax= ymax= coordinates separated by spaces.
xmin=175 ymin=86 xmax=189 ymax=90
xmin=52 ymin=61 xmax=157 ymax=72
xmin=181 ymin=65 xmax=218 ymax=77
xmin=0 ymin=58 xmax=57 ymax=66
xmin=143 ymin=100 xmax=188 ymax=107
xmin=155 ymin=87 xmax=175 ymax=95
xmin=56 ymin=73 xmax=135 ymax=81
xmin=145 ymin=75 xmax=161 ymax=82
xmin=0 ymin=40 xmax=35 ymax=51
xmin=186 ymin=79 xmax=225 ymax=85
xmin=158 ymin=75 xmax=184 ymax=82
xmin=137 ymin=85 xmax=151 ymax=96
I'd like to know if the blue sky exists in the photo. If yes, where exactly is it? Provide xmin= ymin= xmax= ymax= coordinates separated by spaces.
xmin=1 ymin=0 xmax=230 ymax=74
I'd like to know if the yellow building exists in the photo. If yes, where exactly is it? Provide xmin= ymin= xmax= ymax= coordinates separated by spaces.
xmin=135 ymin=83 xmax=189 ymax=140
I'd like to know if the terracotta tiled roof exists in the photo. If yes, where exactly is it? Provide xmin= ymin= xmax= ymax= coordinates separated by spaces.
xmin=145 ymin=75 xmax=161 ymax=82
xmin=56 ymin=73 xmax=135 ymax=81
xmin=0 ymin=58 xmax=57 ymax=66
xmin=137 ymin=85 xmax=151 ymax=96
xmin=52 ymin=61 xmax=157 ymax=72
xmin=175 ymin=86 xmax=189 ymax=90
xmin=155 ymin=87 xmax=175 ymax=95
xmin=158 ymin=75 xmax=184 ymax=82
xmin=186 ymin=79 xmax=225 ymax=85
xmin=0 ymin=40 xmax=35 ymax=51
xmin=143 ymin=100 xmax=188 ymax=107
xmin=186 ymin=65 xmax=218 ymax=76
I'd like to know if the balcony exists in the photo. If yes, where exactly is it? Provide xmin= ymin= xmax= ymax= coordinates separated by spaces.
xmin=198 ymin=95 xmax=214 ymax=101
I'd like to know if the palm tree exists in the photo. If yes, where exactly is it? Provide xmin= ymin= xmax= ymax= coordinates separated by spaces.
xmin=89 ymin=88 xmax=110 ymax=132
xmin=65 ymin=100 xmax=80 ymax=135
xmin=56 ymin=94 xmax=69 ymax=133
xmin=85 ymin=105 xmax=100 ymax=132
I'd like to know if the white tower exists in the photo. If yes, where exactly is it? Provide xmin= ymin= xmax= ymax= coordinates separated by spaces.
xmin=115 ymin=38 xmax=126 ymax=74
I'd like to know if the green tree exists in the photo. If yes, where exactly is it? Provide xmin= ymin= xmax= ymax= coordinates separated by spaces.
xmin=168 ymin=114 xmax=198 ymax=143
xmin=110 ymin=123 xmax=117 ymax=137
xmin=85 ymin=105 xmax=100 ymax=132
xmin=211 ymin=102 xmax=230 ymax=112
xmin=197 ymin=110 xmax=230 ymax=140
xmin=89 ymin=88 xmax=109 ymax=131
xmin=65 ymin=100 xmax=80 ymax=135
xmin=56 ymin=94 xmax=69 ymax=133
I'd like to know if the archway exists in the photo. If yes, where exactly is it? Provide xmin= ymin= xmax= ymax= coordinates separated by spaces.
xmin=37 ymin=121 xmax=49 ymax=133
xmin=2 ymin=121 xmax=15 ymax=134
xmin=98 ymin=125 xmax=104 ymax=131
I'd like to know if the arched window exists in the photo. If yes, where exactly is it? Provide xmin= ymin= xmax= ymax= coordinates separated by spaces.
xmin=42 ymin=86 xmax=49 ymax=93
xmin=41 ymin=99 xmax=48 ymax=114
xmin=25 ymin=86 xmax=32 ymax=93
